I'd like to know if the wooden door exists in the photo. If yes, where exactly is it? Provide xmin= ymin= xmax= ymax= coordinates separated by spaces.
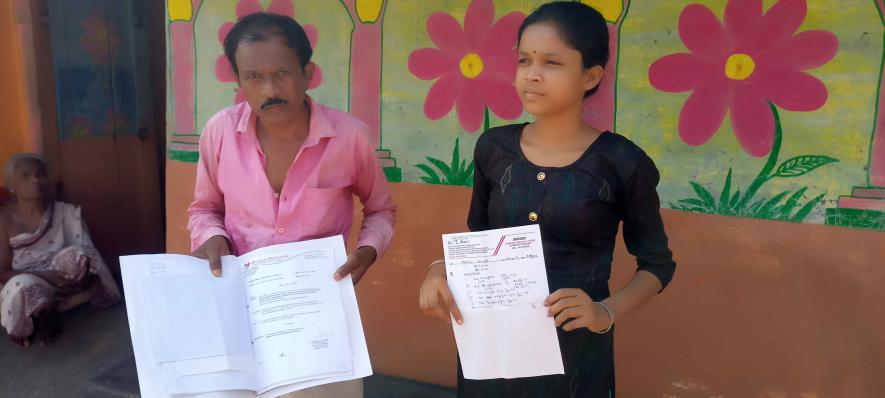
xmin=47 ymin=0 xmax=163 ymax=270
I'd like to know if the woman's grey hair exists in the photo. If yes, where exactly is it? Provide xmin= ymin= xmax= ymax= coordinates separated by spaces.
xmin=4 ymin=153 xmax=46 ymax=187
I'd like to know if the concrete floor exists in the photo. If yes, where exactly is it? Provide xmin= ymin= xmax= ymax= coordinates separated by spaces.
xmin=0 ymin=302 xmax=454 ymax=398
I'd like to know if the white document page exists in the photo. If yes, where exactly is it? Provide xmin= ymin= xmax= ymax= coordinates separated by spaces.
xmin=247 ymin=236 xmax=373 ymax=398
xmin=144 ymin=275 xmax=226 ymax=362
xmin=121 ymin=255 xmax=257 ymax=398
xmin=442 ymin=224 xmax=564 ymax=379
xmin=238 ymin=247 xmax=352 ymax=393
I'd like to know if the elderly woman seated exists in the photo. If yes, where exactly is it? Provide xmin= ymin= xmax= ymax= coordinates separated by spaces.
xmin=0 ymin=153 xmax=121 ymax=346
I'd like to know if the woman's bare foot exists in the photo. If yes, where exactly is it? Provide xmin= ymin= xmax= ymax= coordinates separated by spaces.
xmin=33 ymin=310 xmax=60 ymax=346
xmin=9 ymin=334 xmax=32 ymax=347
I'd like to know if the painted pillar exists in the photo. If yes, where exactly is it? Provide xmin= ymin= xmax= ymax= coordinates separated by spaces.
xmin=825 ymin=0 xmax=885 ymax=230
xmin=868 ymin=0 xmax=885 ymax=188
xmin=581 ymin=0 xmax=629 ymax=132
xmin=166 ymin=0 xmax=201 ymax=163
xmin=342 ymin=0 xmax=402 ymax=182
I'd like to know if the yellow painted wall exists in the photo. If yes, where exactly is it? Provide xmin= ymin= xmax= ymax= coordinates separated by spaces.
xmin=0 ymin=0 xmax=33 ymax=169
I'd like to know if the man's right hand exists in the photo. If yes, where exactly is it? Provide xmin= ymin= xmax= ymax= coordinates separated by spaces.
xmin=191 ymin=235 xmax=231 ymax=277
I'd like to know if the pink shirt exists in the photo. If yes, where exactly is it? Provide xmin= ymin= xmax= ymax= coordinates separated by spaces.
xmin=187 ymin=98 xmax=396 ymax=256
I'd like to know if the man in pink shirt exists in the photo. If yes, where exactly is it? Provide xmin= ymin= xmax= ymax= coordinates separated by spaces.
xmin=187 ymin=12 xmax=395 ymax=397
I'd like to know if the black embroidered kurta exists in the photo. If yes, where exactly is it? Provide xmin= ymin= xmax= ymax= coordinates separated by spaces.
xmin=458 ymin=123 xmax=676 ymax=398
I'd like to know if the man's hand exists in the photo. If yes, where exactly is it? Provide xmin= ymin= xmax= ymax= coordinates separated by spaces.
xmin=334 ymin=246 xmax=377 ymax=284
xmin=191 ymin=235 xmax=231 ymax=277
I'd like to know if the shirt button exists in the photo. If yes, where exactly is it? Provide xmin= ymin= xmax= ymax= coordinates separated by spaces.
xmin=537 ymin=172 xmax=546 ymax=181
xmin=529 ymin=212 xmax=538 ymax=222
xmin=277 ymin=227 xmax=285 ymax=234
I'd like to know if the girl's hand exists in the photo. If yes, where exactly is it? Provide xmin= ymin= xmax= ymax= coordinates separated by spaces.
xmin=418 ymin=261 xmax=463 ymax=324
xmin=544 ymin=288 xmax=612 ymax=332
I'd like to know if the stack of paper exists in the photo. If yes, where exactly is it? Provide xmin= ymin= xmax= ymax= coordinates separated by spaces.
xmin=120 ymin=236 xmax=372 ymax=398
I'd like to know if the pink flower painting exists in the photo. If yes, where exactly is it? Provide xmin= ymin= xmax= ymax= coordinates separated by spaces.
xmin=648 ymin=0 xmax=838 ymax=157
xmin=214 ymin=0 xmax=323 ymax=104
xmin=408 ymin=0 xmax=525 ymax=132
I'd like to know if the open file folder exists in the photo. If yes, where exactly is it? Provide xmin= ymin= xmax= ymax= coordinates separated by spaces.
xmin=120 ymin=235 xmax=372 ymax=398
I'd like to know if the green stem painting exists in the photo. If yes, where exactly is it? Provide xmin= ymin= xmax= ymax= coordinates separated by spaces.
xmin=414 ymin=107 xmax=489 ymax=187
xmin=671 ymin=103 xmax=839 ymax=222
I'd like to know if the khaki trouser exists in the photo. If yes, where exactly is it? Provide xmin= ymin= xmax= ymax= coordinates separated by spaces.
xmin=279 ymin=379 xmax=363 ymax=398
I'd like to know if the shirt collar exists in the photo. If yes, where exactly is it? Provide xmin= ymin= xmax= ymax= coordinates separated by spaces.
xmin=236 ymin=96 xmax=336 ymax=147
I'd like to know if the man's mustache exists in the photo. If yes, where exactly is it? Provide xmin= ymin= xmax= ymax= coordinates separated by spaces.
xmin=261 ymin=98 xmax=289 ymax=110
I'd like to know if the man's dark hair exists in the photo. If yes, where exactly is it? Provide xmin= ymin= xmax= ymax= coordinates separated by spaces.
xmin=518 ymin=2 xmax=610 ymax=97
xmin=223 ymin=12 xmax=313 ymax=77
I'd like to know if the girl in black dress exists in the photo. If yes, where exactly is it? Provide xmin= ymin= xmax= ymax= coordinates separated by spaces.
xmin=419 ymin=2 xmax=676 ymax=397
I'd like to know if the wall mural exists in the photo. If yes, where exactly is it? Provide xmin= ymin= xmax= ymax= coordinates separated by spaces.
xmin=650 ymin=0 xmax=840 ymax=222
xmin=165 ymin=0 xmax=885 ymax=230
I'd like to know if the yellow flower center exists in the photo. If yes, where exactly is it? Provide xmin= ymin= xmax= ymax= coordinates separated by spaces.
xmin=355 ymin=0 xmax=384 ymax=23
xmin=167 ymin=0 xmax=194 ymax=22
xmin=581 ymin=0 xmax=624 ymax=23
xmin=459 ymin=53 xmax=484 ymax=79
xmin=725 ymin=53 xmax=756 ymax=80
